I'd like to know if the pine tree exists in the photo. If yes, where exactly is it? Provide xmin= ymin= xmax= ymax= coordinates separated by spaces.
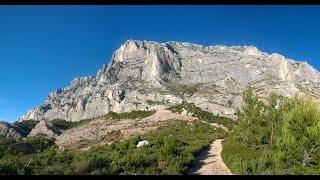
xmin=265 ymin=93 xmax=281 ymax=147
xmin=276 ymin=97 xmax=320 ymax=174
xmin=234 ymin=86 xmax=265 ymax=147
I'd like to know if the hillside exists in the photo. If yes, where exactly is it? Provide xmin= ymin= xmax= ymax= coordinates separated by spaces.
xmin=1 ymin=40 xmax=320 ymax=175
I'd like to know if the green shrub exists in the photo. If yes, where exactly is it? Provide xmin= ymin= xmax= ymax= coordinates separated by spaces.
xmin=146 ymin=100 xmax=164 ymax=105
xmin=168 ymin=102 xmax=234 ymax=130
xmin=8 ymin=136 xmax=56 ymax=155
xmin=0 ymin=121 xmax=226 ymax=175
xmin=167 ymin=84 xmax=199 ymax=98
xmin=275 ymin=97 xmax=320 ymax=174
xmin=222 ymin=86 xmax=320 ymax=175
xmin=0 ymin=136 xmax=16 ymax=158
xmin=104 ymin=110 xmax=156 ymax=120
xmin=14 ymin=120 xmax=38 ymax=136
xmin=50 ymin=119 xmax=74 ymax=130
xmin=234 ymin=86 xmax=266 ymax=147
xmin=50 ymin=118 xmax=93 ymax=130
xmin=222 ymin=138 xmax=276 ymax=175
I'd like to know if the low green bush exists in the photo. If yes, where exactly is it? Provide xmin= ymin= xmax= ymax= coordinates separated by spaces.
xmin=13 ymin=120 xmax=38 ymax=136
xmin=146 ymin=100 xmax=165 ymax=105
xmin=167 ymin=84 xmax=199 ymax=98
xmin=168 ymin=102 xmax=235 ymax=130
xmin=0 ymin=121 xmax=226 ymax=175
xmin=103 ymin=110 xmax=156 ymax=120
xmin=222 ymin=86 xmax=320 ymax=175
xmin=50 ymin=118 xmax=93 ymax=130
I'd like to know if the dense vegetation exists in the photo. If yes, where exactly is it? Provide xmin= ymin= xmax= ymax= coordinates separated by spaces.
xmin=222 ymin=87 xmax=320 ymax=175
xmin=0 ymin=136 xmax=55 ymax=158
xmin=49 ymin=110 xmax=155 ymax=131
xmin=13 ymin=120 xmax=38 ymax=136
xmin=103 ymin=110 xmax=156 ymax=120
xmin=13 ymin=118 xmax=91 ymax=135
xmin=4 ymin=86 xmax=320 ymax=175
xmin=50 ymin=118 xmax=93 ymax=130
xmin=50 ymin=110 xmax=155 ymax=131
xmin=167 ymin=84 xmax=199 ymax=98
xmin=169 ymin=102 xmax=235 ymax=130
xmin=0 ymin=121 xmax=226 ymax=175
xmin=146 ymin=100 xmax=165 ymax=105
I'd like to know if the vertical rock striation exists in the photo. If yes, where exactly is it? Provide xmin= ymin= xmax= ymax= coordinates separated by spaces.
xmin=19 ymin=40 xmax=320 ymax=122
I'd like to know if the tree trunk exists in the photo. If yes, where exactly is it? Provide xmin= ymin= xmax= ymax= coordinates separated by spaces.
xmin=270 ymin=126 xmax=274 ymax=146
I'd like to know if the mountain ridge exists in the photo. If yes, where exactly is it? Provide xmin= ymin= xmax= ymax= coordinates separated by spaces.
xmin=18 ymin=40 xmax=320 ymax=122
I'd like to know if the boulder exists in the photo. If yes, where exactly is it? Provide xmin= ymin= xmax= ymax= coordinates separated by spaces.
xmin=136 ymin=140 xmax=149 ymax=148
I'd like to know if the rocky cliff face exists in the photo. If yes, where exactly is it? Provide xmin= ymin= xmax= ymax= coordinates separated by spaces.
xmin=19 ymin=40 xmax=320 ymax=122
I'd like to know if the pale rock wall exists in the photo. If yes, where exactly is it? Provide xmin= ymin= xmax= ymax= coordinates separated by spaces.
xmin=19 ymin=40 xmax=320 ymax=122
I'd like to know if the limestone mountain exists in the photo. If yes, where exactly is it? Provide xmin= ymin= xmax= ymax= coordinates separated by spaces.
xmin=19 ymin=40 xmax=320 ymax=122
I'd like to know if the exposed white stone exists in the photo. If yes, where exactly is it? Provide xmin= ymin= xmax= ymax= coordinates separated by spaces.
xmin=18 ymin=40 xmax=320 ymax=122
xmin=136 ymin=140 xmax=149 ymax=148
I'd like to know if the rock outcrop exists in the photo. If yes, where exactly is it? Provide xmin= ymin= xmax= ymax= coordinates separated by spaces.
xmin=55 ymin=109 xmax=196 ymax=150
xmin=28 ymin=120 xmax=61 ymax=138
xmin=19 ymin=40 xmax=320 ymax=122
xmin=0 ymin=121 xmax=23 ymax=141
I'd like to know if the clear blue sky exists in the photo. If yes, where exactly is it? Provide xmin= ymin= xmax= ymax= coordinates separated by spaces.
xmin=1 ymin=5 xmax=320 ymax=122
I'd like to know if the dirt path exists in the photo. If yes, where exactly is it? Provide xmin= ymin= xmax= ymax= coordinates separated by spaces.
xmin=190 ymin=139 xmax=232 ymax=175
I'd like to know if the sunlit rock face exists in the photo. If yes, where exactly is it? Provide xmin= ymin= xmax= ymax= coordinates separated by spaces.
xmin=19 ymin=40 xmax=320 ymax=122
xmin=28 ymin=120 xmax=61 ymax=139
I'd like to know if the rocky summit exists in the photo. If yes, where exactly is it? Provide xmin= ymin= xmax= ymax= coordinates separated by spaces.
xmin=19 ymin=40 xmax=320 ymax=122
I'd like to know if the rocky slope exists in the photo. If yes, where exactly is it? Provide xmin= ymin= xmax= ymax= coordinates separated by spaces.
xmin=28 ymin=120 xmax=61 ymax=139
xmin=19 ymin=40 xmax=320 ymax=122
xmin=0 ymin=121 xmax=23 ymax=141
xmin=55 ymin=109 xmax=196 ymax=150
